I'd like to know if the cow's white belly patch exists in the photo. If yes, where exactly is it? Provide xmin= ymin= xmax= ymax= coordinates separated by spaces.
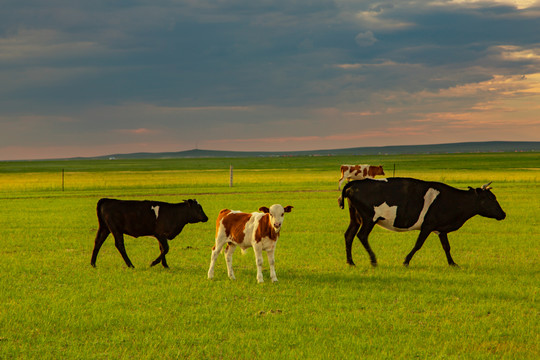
xmin=373 ymin=188 xmax=440 ymax=232
xmin=373 ymin=202 xmax=398 ymax=230
xmin=151 ymin=205 xmax=160 ymax=219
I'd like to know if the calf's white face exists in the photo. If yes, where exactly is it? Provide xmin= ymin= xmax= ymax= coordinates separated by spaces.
xmin=259 ymin=204 xmax=293 ymax=232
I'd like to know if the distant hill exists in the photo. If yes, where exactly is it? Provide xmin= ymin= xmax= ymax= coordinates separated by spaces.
xmin=85 ymin=141 xmax=538 ymax=160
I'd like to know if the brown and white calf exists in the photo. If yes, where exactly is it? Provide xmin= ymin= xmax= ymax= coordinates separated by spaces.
xmin=207 ymin=204 xmax=293 ymax=283
xmin=338 ymin=164 xmax=385 ymax=190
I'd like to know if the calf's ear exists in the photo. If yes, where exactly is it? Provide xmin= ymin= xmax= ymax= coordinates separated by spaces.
xmin=259 ymin=206 xmax=270 ymax=213
xmin=185 ymin=199 xmax=197 ymax=206
xmin=284 ymin=205 xmax=293 ymax=213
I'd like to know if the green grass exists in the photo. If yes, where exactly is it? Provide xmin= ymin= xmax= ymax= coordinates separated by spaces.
xmin=0 ymin=153 xmax=538 ymax=359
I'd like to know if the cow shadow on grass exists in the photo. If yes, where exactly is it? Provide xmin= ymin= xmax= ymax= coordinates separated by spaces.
xmin=281 ymin=265 xmax=532 ymax=305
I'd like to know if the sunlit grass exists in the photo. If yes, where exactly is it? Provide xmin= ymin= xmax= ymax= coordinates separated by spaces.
xmin=0 ymin=153 xmax=538 ymax=359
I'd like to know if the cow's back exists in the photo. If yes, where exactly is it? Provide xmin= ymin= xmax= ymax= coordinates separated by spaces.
xmin=345 ymin=178 xmax=430 ymax=201
xmin=98 ymin=198 xmax=158 ymax=237
xmin=216 ymin=209 xmax=255 ymax=245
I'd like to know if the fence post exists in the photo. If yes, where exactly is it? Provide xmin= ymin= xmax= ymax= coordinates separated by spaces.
xmin=229 ymin=165 xmax=233 ymax=187
xmin=62 ymin=168 xmax=65 ymax=191
xmin=393 ymin=164 xmax=396 ymax=177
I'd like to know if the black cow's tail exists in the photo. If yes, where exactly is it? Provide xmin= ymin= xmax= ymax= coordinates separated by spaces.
xmin=338 ymin=182 xmax=352 ymax=209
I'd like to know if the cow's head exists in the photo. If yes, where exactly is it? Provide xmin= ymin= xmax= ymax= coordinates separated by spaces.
xmin=469 ymin=183 xmax=506 ymax=220
xmin=185 ymin=199 xmax=209 ymax=223
xmin=259 ymin=204 xmax=293 ymax=232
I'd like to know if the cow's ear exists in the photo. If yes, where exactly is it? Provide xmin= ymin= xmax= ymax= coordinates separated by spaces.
xmin=259 ymin=206 xmax=270 ymax=213
xmin=284 ymin=205 xmax=293 ymax=213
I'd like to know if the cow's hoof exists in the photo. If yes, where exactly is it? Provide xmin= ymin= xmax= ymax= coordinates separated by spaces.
xmin=370 ymin=262 xmax=378 ymax=267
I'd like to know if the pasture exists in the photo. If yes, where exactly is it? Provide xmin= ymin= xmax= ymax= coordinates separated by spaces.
xmin=0 ymin=153 xmax=538 ymax=359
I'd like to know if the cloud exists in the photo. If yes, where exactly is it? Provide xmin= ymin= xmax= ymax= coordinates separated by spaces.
xmin=355 ymin=31 xmax=377 ymax=46
xmin=450 ymin=0 xmax=540 ymax=10
xmin=115 ymin=128 xmax=160 ymax=135
xmin=0 ymin=29 xmax=104 ymax=63
xmin=353 ymin=10 xmax=414 ymax=31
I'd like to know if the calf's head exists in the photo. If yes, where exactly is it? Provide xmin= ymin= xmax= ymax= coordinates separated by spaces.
xmin=185 ymin=199 xmax=209 ymax=223
xmin=370 ymin=165 xmax=385 ymax=177
xmin=259 ymin=204 xmax=293 ymax=232
xmin=471 ymin=183 xmax=506 ymax=220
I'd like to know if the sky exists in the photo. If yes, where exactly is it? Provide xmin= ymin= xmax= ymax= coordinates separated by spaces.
xmin=1 ymin=0 xmax=540 ymax=160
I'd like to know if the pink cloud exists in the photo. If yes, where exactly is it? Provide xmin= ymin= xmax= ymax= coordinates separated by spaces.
xmin=115 ymin=128 xmax=159 ymax=135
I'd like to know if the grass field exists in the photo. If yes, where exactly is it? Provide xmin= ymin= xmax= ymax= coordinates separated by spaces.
xmin=0 ymin=153 xmax=538 ymax=359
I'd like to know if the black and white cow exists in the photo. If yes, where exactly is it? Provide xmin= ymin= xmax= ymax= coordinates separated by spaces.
xmin=91 ymin=198 xmax=208 ymax=268
xmin=338 ymin=178 xmax=506 ymax=267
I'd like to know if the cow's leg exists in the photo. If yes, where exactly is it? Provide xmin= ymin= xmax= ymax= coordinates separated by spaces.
xmin=112 ymin=232 xmax=134 ymax=268
xmin=338 ymin=175 xmax=345 ymax=190
xmin=208 ymin=237 xmax=226 ymax=279
xmin=267 ymin=249 xmax=278 ymax=283
xmin=224 ymin=244 xmax=237 ymax=280
xmin=253 ymin=243 xmax=265 ymax=283
xmin=403 ymin=229 xmax=431 ymax=266
xmin=151 ymin=238 xmax=170 ymax=268
xmin=91 ymin=226 xmax=110 ymax=267
xmin=438 ymin=233 xmax=458 ymax=266
xmin=356 ymin=220 xmax=377 ymax=267
xmin=344 ymin=207 xmax=361 ymax=266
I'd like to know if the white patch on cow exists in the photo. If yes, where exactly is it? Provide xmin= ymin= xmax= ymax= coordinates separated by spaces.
xmin=373 ymin=188 xmax=440 ymax=232
xmin=151 ymin=205 xmax=160 ymax=219
xmin=373 ymin=202 xmax=398 ymax=229
xmin=409 ymin=188 xmax=440 ymax=230
xmin=374 ymin=178 xmax=388 ymax=182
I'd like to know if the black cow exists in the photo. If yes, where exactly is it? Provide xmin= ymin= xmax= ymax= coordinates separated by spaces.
xmin=91 ymin=198 xmax=208 ymax=268
xmin=338 ymin=178 xmax=506 ymax=267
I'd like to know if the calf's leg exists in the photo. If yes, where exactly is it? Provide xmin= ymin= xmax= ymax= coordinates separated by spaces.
xmin=91 ymin=226 xmax=110 ymax=267
xmin=252 ymin=243 xmax=265 ymax=283
xmin=403 ymin=229 xmax=430 ymax=266
xmin=438 ymin=233 xmax=458 ymax=266
xmin=112 ymin=232 xmax=134 ymax=268
xmin=208 ymin=237 xmax=226 ymax=279
xmin=224 ymin=244 xmax=237 ymax=280
xmin=267 ymin=249 xmax=278 ymax=283
xmin=151 ymin=238 xmax=170 ymax=268
xmin=338 ymin=176 xmax=345 ymax=190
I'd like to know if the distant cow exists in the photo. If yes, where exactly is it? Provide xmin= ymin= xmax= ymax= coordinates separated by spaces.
xmin=207 ymin=204 xmax=293 ymax=283
xmin=338 ymin=178 xmax=506 ymax=267
xmin=91 ymin=198 xmax=208 ymax=268
xmin=338 ymin=164 xmax=385 ymax=190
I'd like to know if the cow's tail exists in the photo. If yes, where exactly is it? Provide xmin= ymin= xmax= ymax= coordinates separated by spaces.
xmin=338 ymin=182 xmax=352 ymax=209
